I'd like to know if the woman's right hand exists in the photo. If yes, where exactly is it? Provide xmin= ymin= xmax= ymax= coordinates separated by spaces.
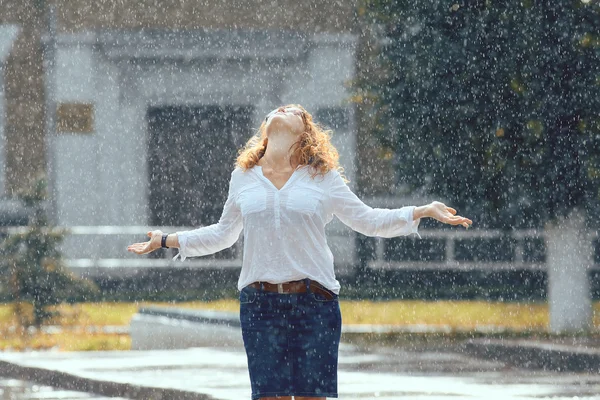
xmin=127 ymin=230 xmax=163 ymax=255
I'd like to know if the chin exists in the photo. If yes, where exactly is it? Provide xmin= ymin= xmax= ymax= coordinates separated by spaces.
xmin=267 ymin=117 xmax=292 ymax=131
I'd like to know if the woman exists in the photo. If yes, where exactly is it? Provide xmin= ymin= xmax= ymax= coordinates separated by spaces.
xmin=127 ymin=104 xmax=472 ymax=400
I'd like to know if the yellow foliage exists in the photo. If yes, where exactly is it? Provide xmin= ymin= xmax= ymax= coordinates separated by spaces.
xmin=0 ymin=300 xmax=598 ymax=351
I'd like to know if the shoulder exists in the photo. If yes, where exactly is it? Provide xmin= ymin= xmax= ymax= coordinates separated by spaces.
xmin=229 ymin=167 xmax=243 ymax=186
xmin=230 ymin=166 xmax=259 ymax=190
xmin=304 ymin=166 xmax=341 ymax=179
xmin=232 ymin=166 xmax=259 ymax=178
xmin=231 ymin=166 xmax=245 ymax=179
xmin=323 ymin=168 xmax=345 ymax=183
xmin=325 ymin=168 xmax=341 ymax=178
xmin=302 ymin=168 xmax=346 ymax=195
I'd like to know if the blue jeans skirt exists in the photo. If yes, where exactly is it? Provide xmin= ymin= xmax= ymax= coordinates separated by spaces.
xmin=239 ymin=280 xmax=342 ymax=399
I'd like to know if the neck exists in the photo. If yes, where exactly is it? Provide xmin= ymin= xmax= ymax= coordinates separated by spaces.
xmin=262 ymin=130 xmax=300 ymax=170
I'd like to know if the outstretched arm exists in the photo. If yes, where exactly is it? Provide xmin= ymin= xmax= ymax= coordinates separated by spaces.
xmin=329 ymin=171 xmax=472 ymax=237
xmin=329 ymin=170 xmax=420 ymax=237
xmin=127 ymin=170 xmax=243 ymax=259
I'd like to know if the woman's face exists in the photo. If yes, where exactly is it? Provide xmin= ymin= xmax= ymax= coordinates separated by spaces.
xmin=264 ymin=106 xmax=305 ymax=136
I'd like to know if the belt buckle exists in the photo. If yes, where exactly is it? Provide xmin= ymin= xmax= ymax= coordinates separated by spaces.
xmin=278 ymin=283 xmax=284 ymax=294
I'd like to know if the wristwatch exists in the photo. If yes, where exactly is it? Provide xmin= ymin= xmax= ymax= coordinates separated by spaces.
xmin=161 ymin=234 xmax=169 ymax=249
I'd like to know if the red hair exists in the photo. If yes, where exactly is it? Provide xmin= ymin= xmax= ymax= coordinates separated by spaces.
xmin=236 ymin=104 xmax=347 ymax=180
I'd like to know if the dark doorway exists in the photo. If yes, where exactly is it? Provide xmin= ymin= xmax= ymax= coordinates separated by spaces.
xmin=147 ymin=105 xmax=253 ymax=257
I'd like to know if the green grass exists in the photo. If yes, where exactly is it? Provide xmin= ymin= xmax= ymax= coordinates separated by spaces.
xmin=0 ymin=300 xmax=598 ymax=351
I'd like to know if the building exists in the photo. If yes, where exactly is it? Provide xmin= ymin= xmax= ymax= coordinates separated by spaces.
xmin=0 ymin=0 xmax=405 ymax=276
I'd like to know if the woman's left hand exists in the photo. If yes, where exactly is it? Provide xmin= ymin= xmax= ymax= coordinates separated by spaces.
xmin=420 ymin=201 xmax=473 ymax=228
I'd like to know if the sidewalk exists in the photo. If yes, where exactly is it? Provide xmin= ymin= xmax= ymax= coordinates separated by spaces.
xmin=1 ymin=341 xmax=600 ymax=399
xmin=0 ymin=377 xmax=129 ymax=400
xmin=2 ymin=305 xmax=600 ymax=399
xmin=463 ymin=336 xmax=600 ymax=373
xmin=132 ymin=306 xmax=600 ymax=373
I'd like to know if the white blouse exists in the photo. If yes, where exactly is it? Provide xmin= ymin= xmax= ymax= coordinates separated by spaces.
xmin=175 ymin=165 xmax=421 ymax=294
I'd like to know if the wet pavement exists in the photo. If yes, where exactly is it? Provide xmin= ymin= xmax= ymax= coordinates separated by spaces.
xmin=1 ymin=344 xmax=600 ymax=399
xmin=0 ymin=377 xmax=128 ymax=399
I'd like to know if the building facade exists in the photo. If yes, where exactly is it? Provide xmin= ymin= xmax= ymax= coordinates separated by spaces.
xmin=1 ymin=0 xmax=396 ymax=274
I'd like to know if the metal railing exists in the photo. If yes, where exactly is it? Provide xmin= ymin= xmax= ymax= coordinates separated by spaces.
xmin=2 ymin=226 xmax=598 ymax=275
xmin=0 ymin=226 xmax=242 ymax=277
xmin=368 ymin=229 xmax=599 ymax=271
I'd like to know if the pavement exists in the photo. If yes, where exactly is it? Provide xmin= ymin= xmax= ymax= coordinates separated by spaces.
xmin=1 ymin=340 xmax=600 ymax=399
xmin=0 ymin=377 xmax=129 ymax=399
xmin=463 ymin=336 xmax=600 ymax=373
xmin=2 ymin=306 xmax=600 ymax=399
xmin=131 ymin=306 xmax=600 ymax=373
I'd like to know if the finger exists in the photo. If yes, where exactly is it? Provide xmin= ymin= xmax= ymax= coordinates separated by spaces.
xmin=128 ymin=242 xmax=150 ymax=253
xmin=446 ymin=216 xmax=470 ymax=225
xmin=130 ymin=244 xmax=150 ymax=255
xmin=147 ymin=231 xmax=152 ymax=237
xmin=450 ymin=214 xmax=472 ymax=222
xmin=127 ymin=245 xmax=144 ymax=253
xmin=128 ymin=241 xmax=148 ymax=248
xmin=459 ymin=217 xmax=473 ymax=225
xmin=446 ymin=207 xmax=457 ymax=215
xmin=128 ymin=247 xmax=140 ymax=254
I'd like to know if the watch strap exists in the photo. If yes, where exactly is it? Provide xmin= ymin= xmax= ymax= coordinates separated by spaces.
xmin=161 ymin=234 xmax=169 ymax=249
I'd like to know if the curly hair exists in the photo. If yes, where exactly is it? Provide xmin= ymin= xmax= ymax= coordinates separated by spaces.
xmin=236 ymin=104 xmax=346 ymax=180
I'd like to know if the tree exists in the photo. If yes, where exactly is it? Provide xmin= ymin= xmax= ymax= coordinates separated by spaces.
xmin=0 ymin=178 xmax=98 ymax=327
xmin=357 ymin=0 xmax=600 ymax=229
xmin=357 ymin=0 xmax=600 ymax=333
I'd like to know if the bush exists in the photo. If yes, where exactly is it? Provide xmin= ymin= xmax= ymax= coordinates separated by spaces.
xmin=0 ymin=178 xmax=98 ymax=326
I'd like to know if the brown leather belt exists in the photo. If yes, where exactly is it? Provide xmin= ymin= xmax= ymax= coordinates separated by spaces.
xmin=248 ymin=279 xmax=336 ymax=300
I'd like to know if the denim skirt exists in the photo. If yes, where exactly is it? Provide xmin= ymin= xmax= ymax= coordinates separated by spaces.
xmin=239 ymin=281 xmax=342 ymax=399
